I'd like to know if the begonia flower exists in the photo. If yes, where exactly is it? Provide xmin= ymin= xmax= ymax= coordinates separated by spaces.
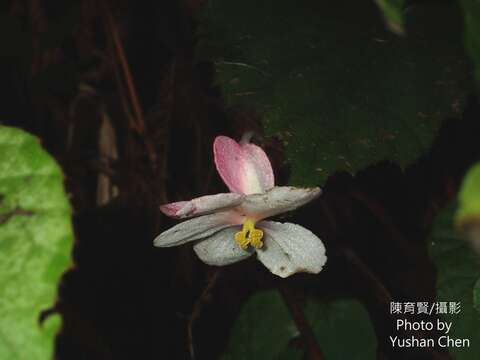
xmin=153 ymin=135 xmax=327 ymax=278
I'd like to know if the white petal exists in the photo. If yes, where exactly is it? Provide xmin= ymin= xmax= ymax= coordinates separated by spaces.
xmin=153 ymin=212 xmax=236 ymax=247
xmin=240 ymin=186 xmax=321 ymax=221
xmin=193 ymin=227 xmax=253 ymax=266
xmin=255 ymin=221 xmax=326 ymax=278
xmin=160 ymin=193 xmax=245 ymax=219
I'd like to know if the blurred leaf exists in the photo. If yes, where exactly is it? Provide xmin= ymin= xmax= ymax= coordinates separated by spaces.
xmin=429 ymin=203 xmax=480 ymax=359
xmin=474 ymin=279 xmax=480 ymax=313
xmin=455 ymin=162 xmax=480 ymax=313
xmin=455 ymin=162 xmax=480 ymax=256
xmin=222 ymin=291 xmax=376 ymax=359
xmin=373 ymin=0 xmax=405 ymax=35
xmin=456 ymin=162 xmax=480 ymax=226
xmin=221 ymin=291 xmax=300 ymax=360
xmin=0 ymin=126 xmax=73 ymax=359
xmin=199 ymin=0 xmax=469 ymax=186
xmin=460 ymin=0 xmax=480 ymax=83
xmin=306 ymin=299 xmax=377 ymax=359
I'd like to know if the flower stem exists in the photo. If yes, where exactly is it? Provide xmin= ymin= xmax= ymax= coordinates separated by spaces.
xmin=278 ymin=285 xmax=325 ymax=360
xmin=239 ymin=131 xmax=254 ymax=144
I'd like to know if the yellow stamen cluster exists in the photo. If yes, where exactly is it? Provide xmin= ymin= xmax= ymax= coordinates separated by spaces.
xmin=234 ymin=218 xmax=264 ymax=249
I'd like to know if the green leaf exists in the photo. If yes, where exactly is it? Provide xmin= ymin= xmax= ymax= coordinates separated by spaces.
xmin=222 ymin=291 xmax=376 ymax=359
xmin=373 ymin=0 xmax=405 ymax=35
xmin=429 ymin=203 xmax=480 ymax=359
xmin=199 ymin=0 xmax=469 ymax=186
xmin=306 ymin=299 xmax=377 ymax=359
xmin=460 ymin=0 xmax=480 ymax=83
xmin=456 ymin=162 xmax=480 ymax=226
xmin=0 ymin=126 xmax=73 ymax=359
xmin=474 ymin=279 xmax=480 ymax=313
xmin=455 ymin=162 xmax=480 ymax=312
xmin=221 ymin=291 xmax=300 ymax=360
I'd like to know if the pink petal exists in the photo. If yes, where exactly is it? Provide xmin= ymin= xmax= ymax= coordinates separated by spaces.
xmin=213 ymin=136 xmax=274 ymax=195
xmin=160 ymin=193 xmax=245 ymax=219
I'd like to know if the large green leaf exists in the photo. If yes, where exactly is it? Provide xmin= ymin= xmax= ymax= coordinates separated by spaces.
xmin=199 ymin=0 xmax=469 ymax=186
xmin=222 ymin=291 xmax=376 ymax=359
xmin=460 ymin=0 xmax=480 ymax=83
xmin=429 ymin=203 xmax=480 ymax=359
xmin=0 ymin=126 xmax=73 ymax=359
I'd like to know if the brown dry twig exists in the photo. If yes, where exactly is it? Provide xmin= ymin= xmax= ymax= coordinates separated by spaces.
xmin=101 ymin=1 xmax=145 ymax=134
xmin=100 ymin=1 xmax=157 ymax=168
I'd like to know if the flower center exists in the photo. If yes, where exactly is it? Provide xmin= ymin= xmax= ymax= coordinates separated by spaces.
xmin=234 ymin=218 xmax=264 ymax=249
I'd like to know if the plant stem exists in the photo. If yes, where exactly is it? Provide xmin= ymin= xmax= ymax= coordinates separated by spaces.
xmin=278 ymin=285 xmax=325 ymax=360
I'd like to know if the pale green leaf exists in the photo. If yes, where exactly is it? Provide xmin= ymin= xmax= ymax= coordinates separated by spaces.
xmin=0 ymin=126 xmax=73 ymax=359
xmin=456 ymin=162 xmax=480 ymax=226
